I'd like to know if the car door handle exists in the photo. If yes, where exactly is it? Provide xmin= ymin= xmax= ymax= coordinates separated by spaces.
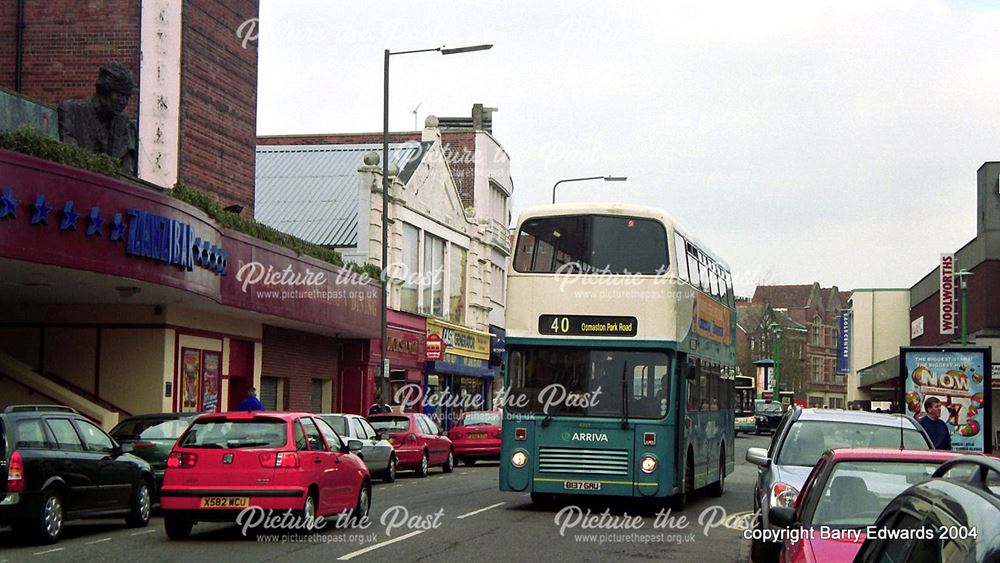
xmin=314 ymin=457 xmax=322 ymax=464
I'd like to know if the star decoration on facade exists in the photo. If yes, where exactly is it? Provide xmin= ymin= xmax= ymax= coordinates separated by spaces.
xmin=0 ymin=187 xmax=18 ymax=219
xmin=31 ymin=194 xmax=51 ymax=226
xmin=86 ymin=207 xmax=103 ymax=237
xmin=110 ymin=212 xmax=127 ymax=241
xmin=59 ymin=200 xmax=79 ymax=231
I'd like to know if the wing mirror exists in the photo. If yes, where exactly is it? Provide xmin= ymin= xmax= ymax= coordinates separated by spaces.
xmin=746 ymin=447 xmax=770 ymax=467
xmin=347 ymin=439 xmax=363 ymax=452
xmin=769 ymin=506 xmax=797 ymax=529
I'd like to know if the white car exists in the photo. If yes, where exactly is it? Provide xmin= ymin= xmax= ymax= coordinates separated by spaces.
xmin=319 ymin=413 xmax=397 ymax=482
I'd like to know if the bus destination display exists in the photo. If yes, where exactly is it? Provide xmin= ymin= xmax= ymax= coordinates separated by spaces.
xmin=538 ymin=315 xmax=638 ymax=337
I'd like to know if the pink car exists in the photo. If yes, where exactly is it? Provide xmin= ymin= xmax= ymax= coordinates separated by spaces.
xmin=771 ymin=448 xmax=986 ymax=562
xmin=448 ymin=410 xmax=501 ymax=466
xmin=159 ymin=411 xmax=371 ymax=539
xmin=367 ymin=413 xmax=453 ymax=477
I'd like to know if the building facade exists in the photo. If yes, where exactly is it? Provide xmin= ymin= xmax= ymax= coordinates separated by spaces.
xmin=847 ymin=289 xmax=910 ymax=407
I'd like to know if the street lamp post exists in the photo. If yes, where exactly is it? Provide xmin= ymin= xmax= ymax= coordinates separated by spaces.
xmin=381 ymin=43 xmax=492 ymax=404
xmin=551 ymin=175 xmax=627 ymax=204
xmin=954 ymin=269 xmax=973 ymax=346
xmin=769 ymin=323 xmax=782 ymax=402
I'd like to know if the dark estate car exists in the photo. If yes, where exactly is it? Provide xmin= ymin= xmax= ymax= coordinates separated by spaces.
xmin=110 ymin=413 xmax=199 ymax=498
xmin=753 ymin=399 xmax=785 ymax=435
xmin=854 ymin=456 xmax=1000 ymax=563
xmin=0 ymin=405 xmax=154 ymax=544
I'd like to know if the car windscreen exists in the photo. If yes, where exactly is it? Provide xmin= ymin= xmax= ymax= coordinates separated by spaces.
xmin=178 ymin=419 xmax=287 ymax=449
xmin=810 ymin=460 xmax=942 ymax=528
xmin=777 ymin=421 xmax=928 ymax=466
xmin=113 ymin=417 xmax=192 ymax=441
xmin=368 ymin=417 xmax=410 ymax=432
xmin=459 ymin=412 xmax=501 ymax=427
xmin=755 ymin=401 xmax=783 ymax=414
xmin=320 ymin=415 xmax=348 ymax=436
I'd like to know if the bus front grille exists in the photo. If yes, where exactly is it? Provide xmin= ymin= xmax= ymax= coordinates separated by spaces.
xmin=538 ymin=447 xmax=630 ymax=476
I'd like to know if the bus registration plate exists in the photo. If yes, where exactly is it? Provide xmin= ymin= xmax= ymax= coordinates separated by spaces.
xmin=563 ymin=480 xmax=601 ymax=491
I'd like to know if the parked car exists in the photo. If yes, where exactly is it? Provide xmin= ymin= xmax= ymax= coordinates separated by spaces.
xmin=319 ymin=413 xmax=397 ymax=482
xmin=367 ymin=412 xmax=453 ymax=477
xmin=0 ymin=405 xmax=154 ymax=544
xmin=159 ymin=411 xmax=370 ymax=540
xmin=768 ymin=448 xmax=976 ymax=562
xmin=753 ymin=399 xmax=785 ymax=435
xmin=746 ymin=408 xmax=932 ymax=562
xmin=110 ymin=413 xmax=199 ymax=499
xmin=854 ymin=456 xmax=1000 ymax=563
xmin=448 ymin=410 xmax=501 ymax=466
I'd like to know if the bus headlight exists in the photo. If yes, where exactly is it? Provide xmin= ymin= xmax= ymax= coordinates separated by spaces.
xmin=640 ymin=455 xmax=657 ymax=474
xmin=511 ymin=450 xmax=528 ymax=468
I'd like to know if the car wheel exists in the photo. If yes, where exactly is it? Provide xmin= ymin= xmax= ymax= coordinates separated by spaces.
xmin=415 ymin=451 xmax=429 ymax=477
xmin=352 ymin=481 xmax=371 ymax=522
xmin=383 ymin=456 xmax=397 ymax=483
xmin=31 ymin=489 xmax=64 ymax=544
xmin=164 ymin=516 xmax=194 ymax=540
xmin=706 ymin=448 xmax=725 ymax=497
xmin=302 ymin=492 xmax=318 ymax=529
xmin=464 ymin=458 xmax=477 ymax=466
xmin=125 ymin=480 xmax=152 ymax=528
xmin=442 ymin=450 xmax=454 ymax=473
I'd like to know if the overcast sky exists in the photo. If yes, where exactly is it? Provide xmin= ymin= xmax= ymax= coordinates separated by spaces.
xmin=255 ymin=0 xmax=1000 ymax=297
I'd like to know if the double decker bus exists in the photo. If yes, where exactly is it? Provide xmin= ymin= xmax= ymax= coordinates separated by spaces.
xmin=499 ymin=203 xmax=736 ymax=509
xmin=735 ymin=374 xmax=756 ymax=414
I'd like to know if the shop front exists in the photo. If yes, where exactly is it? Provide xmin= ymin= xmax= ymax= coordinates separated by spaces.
xmin=386 ymin=310 xmax=426 ymax=410
xmin=424 ymin=319 xmax=493 ymax=431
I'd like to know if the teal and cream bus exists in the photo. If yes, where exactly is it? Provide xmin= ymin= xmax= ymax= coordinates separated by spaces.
xmin=499 ymin=203 xmax=736 ymax=508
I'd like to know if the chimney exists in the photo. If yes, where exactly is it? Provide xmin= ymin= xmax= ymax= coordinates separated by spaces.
xmin=977 ymin=161 xmax=1000 ymax=235
xmin=471 ymin=103 xmax=497 ymax=133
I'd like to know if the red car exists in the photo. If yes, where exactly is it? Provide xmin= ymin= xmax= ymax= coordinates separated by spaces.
xmin=769 ymin=448 xmax=985 ymax=563
xmin=159 ymin=411 xmax=371 ymax=539
xmin=448 ymin=410 xmax=501 ymax=466
xmin=367 ymin=413 xmax=453 ymax=477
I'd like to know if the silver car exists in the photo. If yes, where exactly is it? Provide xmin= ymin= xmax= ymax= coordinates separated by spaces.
xmin=319 ymin=413 xmax=398 ymax=482
xmin=745 ymin=408 xmax=933 ymax=562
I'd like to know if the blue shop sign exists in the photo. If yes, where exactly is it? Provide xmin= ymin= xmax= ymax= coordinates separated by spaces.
xmin=126 ymin=208 xmax=226 ymax=275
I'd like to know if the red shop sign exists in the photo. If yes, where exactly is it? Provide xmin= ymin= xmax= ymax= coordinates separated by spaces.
xmin=425 ymin=333 xmax=445 ymax=361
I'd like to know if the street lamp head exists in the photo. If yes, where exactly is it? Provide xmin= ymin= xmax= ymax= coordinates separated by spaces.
xmin=954 ymin=269 xmax=973 ymax=289
xmin=440 ymin=44 xmax=493 ymax=55
xmin=603 ymin=176 xmax=627 ymax=182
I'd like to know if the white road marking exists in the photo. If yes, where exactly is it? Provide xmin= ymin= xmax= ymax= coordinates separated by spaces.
xmin=130 ymin=529 xmax=158 ymax=536
xmin=33 ymin=548 xmax=64 ymax=556
xmin=456 ymin=502 xmax=506 ymax=519
xmin=393 ymin=484 xmax=403 ymax=487
xmin=85 ymin=538 xmax=112 ymax=545
xmin=336 ymin=530 xmax=425 ymax=560
xmin=459 ymin=472 xmax=470 ymax=475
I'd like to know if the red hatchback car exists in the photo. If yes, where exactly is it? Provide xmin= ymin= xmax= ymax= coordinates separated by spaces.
xmin=159 ymin=411 xmax=371 ymax=539
xmin=448 ymin=410 xmax=501 ymax=466
xmin=367 ymin=413 xmax=453 ymax=477
xmin=769 ymin=448 xmax=984 ymax=563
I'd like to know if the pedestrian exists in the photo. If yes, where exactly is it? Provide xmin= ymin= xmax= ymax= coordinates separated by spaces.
xmin=918 ymin=397 xmax=951 ymax=450
xmin=238 ymin=386 xmax=264 ymax=411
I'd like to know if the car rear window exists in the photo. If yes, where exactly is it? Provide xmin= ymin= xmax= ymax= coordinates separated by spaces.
xmin=321 ymin=415 xmax=348 ymax=436
xmin=369 ymin=417 xmax=410 ymax=432
xmin=459 ymin=412 xmax=500 ymax=426
xmin=777 ymin=421 xmax=928 ymax=466
xmin=113 ymin=417 xmax=192 ymax=440
xmin=178 ymin=419 xmax=287 ymax=449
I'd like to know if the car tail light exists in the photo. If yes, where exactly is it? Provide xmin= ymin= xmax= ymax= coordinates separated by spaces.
xmin=770 ymin=482 xmax=799 ymax=508
xmin=492 ymin=429 xmax=501 ymax=439
xmin=450 ymin=430 xmax=463 ymax=440
xmin=7 ymin=451 xmax=25 ymax=493
xmin=515 ymin=428 xmax=526 ymax=441
xmin=166 ymin=452 xmax=198 ymax=469
xmin=260 ymin=451 xmax=301 ymax=468
xmin=405 ymin=434 xmax=417 ymax=444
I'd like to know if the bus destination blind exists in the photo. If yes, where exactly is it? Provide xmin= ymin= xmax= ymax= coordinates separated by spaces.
xmin=538 ymin=315 xmax=638 ymax=337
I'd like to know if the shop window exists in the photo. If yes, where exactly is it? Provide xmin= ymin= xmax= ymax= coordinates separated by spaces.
xmin=311 ymin=379 xmax=325 ymax=413
xmin=422 ymin=233 xmax=445 ymax=317
xmin=261 ymin=376 xmax=280 ymax=410
xmin=400 ymin=223 xmax=420 ymax=313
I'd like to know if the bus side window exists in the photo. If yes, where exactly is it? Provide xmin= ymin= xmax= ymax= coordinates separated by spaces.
xmin=674 ymin=232 xmax=689 ymax=282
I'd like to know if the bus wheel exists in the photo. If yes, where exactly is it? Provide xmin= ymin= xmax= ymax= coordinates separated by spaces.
xmin=706 ymin=446 xmax=725 ymax=497
xmin=530 ymin=492 xmax=555 ymax=508
xmin=669 ymin=452 xmax=695 ymax=511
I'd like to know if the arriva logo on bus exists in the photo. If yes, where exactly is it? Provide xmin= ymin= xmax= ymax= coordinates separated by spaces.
xmin=562 ymin=432 xmax=609 ymax=442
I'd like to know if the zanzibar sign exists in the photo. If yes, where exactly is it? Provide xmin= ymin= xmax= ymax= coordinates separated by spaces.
xmin=126 ymin=208 xmax=226 ymax=275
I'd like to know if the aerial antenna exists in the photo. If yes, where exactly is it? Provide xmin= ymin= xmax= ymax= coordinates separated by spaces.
xmin=411 ymin=102 xmax=422 ymax=130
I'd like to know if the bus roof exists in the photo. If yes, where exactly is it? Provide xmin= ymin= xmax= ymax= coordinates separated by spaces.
xmin=515 ymin=202 xmax=730 ymax=271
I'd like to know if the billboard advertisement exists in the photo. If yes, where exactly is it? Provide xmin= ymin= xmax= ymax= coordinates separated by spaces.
xmin=899 ymin=347 xmax=992 ymax=453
